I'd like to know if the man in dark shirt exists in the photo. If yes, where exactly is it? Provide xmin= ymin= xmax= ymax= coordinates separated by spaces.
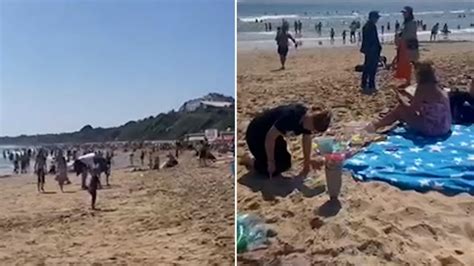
xmin=275 ymin=27 xmax=298 ymax=70
xmin=360 ymin=11 xmax=382 ymax=93
xmin=245 ymin=104 xmax=331 ymax=178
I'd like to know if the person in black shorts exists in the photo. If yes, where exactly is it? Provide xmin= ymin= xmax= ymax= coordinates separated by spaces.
xmin=275 ymin=26 xmax=298 ymax=70
xmin=243 ymin=104 xmax=331 ymax=178
xmin=34 ymin=149 xmax=47 ymax=192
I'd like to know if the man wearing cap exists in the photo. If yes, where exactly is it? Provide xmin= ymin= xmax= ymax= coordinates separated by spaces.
xmin=360 ymin=11 xmax=382 ymax=93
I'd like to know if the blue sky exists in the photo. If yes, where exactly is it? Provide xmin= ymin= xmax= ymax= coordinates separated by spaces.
xmin=0 ymin=0 xmax=235 ymax=137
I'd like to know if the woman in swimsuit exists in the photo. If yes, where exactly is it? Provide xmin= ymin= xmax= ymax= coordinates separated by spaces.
xmin=366 ymin=61 xmax=451 ymax=137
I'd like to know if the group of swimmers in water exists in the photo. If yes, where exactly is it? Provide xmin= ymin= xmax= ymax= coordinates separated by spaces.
xmin=242 ymin=5 xmax=474 ymax=184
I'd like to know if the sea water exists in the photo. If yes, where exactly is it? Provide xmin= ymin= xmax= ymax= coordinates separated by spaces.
xmin=238 ymin=1 xmax=474 ymax=48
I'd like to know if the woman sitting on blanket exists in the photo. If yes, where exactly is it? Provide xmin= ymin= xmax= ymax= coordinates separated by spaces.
xmin=242 ymin=104 xmax=331 ymax=178
xmin=366 ymin=61 xmax=451 ymax=137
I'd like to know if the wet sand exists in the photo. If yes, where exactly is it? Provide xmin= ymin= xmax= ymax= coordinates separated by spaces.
xmin=0 ymin=151 xmax=234 ymax=265
xmin=237 ymin=42 xmax=474 ymax=265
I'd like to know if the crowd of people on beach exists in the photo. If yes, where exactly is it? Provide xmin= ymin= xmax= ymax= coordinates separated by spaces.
xmin=242 ymin=5 xmax=474 ymax=203
xmin=250 ymin=8 xmax=472 ymax=48
xmin=2 ymin=137 xmax=235 ymax=210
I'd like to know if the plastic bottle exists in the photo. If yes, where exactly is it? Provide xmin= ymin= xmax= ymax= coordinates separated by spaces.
xmin=237 ymin=214 xmax=268 ymax=253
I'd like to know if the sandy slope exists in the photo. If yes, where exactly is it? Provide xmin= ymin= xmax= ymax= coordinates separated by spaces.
xmin=0 ymin=152 xmax=234 ymax=265
xmin=237 ymin=42 xmax=474 ymax=265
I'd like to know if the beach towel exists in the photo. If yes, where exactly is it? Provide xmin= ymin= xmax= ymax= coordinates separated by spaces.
xmin=344 ymin=125 xmax=474 ymax=195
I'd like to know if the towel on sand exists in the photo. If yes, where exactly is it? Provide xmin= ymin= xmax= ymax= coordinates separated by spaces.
xmin=344 ymin=125 xmax=474 ymax=195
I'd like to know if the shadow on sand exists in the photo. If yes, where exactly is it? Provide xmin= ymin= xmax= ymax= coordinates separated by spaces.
xmin=270 ymin=68 xmax=285 ymax=73
xmin=316 ymin=199 xmax=342 ymax=218
xmin=93 ymin=208 xmax=117 ymax=213
xmin=41 ymin=191 xmax=57 ymax=195
xmin=238 ymin=171 xmax=325 ymax=201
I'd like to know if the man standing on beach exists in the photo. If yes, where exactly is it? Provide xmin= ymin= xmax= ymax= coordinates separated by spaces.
xmin=34 ymin=149 xmax=47 ymax=192
xmin=330 ymin=28 xmax=335 ymax=44
xmin=360 ymin=11 xmax=382 ymax=93
xmin=430 ymin=23 xmax=439 ymax=41
xmin=275 ymin=26 xmax=298 ymax=70
xmin=350 ymin=21 xmax=357 ymax=43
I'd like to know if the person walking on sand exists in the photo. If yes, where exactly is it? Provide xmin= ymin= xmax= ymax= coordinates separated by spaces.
xmin=430 ymin=23 xmax=439 ymax=41
xmin=34 ymin=149 xmax=47 ymax=192
xmin=330 ymin=28 xmax=335 ymax=44
xmin=55 ymin=151 xmax=68 ymax=192
xmin=140 ymin=150 xmax=145 ymax=166
xmin=360 ymin=11 xmax=382 ymax=94
xmin=129 ymin=151 xmax=134 ymax=166
xmin=88 ymin=158 xmax=102 ymax=210
xmin=342 ymin=30 xmax=347 ymax=44
xmin=441 ymin=23 xmax=450 ymax=39
xmin=242 ymin=104 xmax=331 ymax=178
xmin=349 ymin=21 xmax=357 ymax=43
xmin=275 ymin=26 xmax=298 ymax=70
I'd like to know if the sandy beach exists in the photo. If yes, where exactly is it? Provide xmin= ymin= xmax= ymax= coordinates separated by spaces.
xmin=0 ymin=151 xmax=234 ymax=265
xmin=237 ymin=42 xmax=474 ymax=265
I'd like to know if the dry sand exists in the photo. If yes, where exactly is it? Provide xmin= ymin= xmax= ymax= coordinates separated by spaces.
xmin=0 ymin=151 xmax=234 ymax=265
xmin=237 ymin=42 xmax=474 ymax=265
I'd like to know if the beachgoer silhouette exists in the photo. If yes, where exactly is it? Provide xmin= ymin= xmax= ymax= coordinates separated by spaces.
xmin=275 ymin=26 xmax=298 ymax=70
xmin=442 ymin=23 xmax=449 ymax=38
xmin=342 ymin=30 xmax=347 ymax=44
xmin=349 ymin=21 xmax=358 ymax=43
xmin=430 ymin=23 xmax=439 ymax=41
xmin=360 ymin=11 xmax=382 ymax=93
xmin=330 ymin=28 xmax=335 ymax=44
xmin=34 ymin=150 xmax=47 ymax=192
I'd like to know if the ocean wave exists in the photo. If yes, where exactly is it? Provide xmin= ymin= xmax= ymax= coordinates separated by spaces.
xmin=239 ymin=14 xmax=299 ymax=22
xmin=414 ymin=11 xmax=445 ymax=16
xmin=239 ymin=8 xmax=473 ymax=23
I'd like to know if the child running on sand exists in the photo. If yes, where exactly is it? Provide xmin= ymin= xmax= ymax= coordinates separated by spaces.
xmin=275 ymin=25 xmax=298 ymax=70
xmin=242 ymin=104 xmax=331 ymax=178
xmin=365 ymin=61 xmax=451 ymax=137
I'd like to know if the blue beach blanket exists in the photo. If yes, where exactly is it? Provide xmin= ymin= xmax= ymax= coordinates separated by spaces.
xmin=344 ymin=125 xmax=474 ymax=195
